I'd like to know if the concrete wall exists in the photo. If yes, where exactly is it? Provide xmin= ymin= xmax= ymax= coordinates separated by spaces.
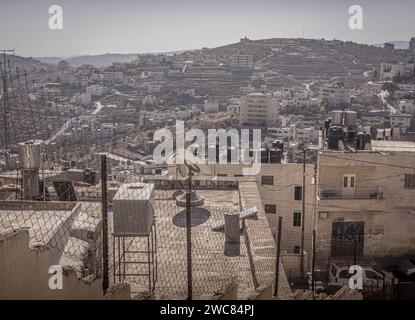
xmin=0 ymin=229 xmax=130 ymax=299
xmin=316 ymin=150 xmax=415 ymax=263
xmin=281 ymin=252 xmax=309 ymax=280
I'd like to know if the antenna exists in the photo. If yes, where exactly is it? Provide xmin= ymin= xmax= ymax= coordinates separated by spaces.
xmin=0 ymin=49 xmax=15 ymax=169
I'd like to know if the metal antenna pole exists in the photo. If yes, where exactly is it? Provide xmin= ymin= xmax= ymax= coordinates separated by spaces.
xmin=186 ymin=168 xmax=193 ymax=300
xmin=273 ymin=216 xmax=283 ymax=297
xmin=300 ymin=147 xmax=306 ymax=278
xmin=0 ymin=49 xmax=14 ymax=169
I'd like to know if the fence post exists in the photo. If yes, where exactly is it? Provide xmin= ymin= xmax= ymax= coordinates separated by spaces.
xmin=101 ymin=154 xmax=109 ymax=293
xmin=186 ymin=170 xmax=193 ymax=300
xmin=273 ymin=216 xmax=282 ymax=297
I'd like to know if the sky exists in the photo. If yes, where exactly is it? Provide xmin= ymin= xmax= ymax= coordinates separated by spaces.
xmin=0 ymin=0 xmax=414 ymax=57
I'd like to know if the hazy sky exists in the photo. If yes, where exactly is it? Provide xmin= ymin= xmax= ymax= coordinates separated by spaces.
xmin=1 ymin=0 xmax=414 ymax=57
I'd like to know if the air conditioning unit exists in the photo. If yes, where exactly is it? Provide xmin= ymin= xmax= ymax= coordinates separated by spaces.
xmin=113 ymin=183 xmax=155 ymax=236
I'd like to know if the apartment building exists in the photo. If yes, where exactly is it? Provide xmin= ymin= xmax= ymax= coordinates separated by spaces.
xmin=319 ymin=84 xmax=350 ymax=107
xmin=203 ymin=100 xmax=219 ymax=113
xmin=380 ymin=62 xmax=414 ymax=81
xmin=103 ymin=71 xmax=124 ymax=83
xmin=316 ymin=140 xmax=415 ymax=264
xmin=86 ymin=84 xmax=106 ymax=97
xmin=239 ymin=92 xmax=279 ymax=127
xmin=231 ymin=55 xmax=253 ymax=69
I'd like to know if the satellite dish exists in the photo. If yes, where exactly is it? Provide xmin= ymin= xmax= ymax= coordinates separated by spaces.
xmin=184 ymin=159 xmax=201 ymax=174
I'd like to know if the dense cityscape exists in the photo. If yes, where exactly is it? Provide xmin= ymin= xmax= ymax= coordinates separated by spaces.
xmin=1 ymin=1 xmax=415 ymax=306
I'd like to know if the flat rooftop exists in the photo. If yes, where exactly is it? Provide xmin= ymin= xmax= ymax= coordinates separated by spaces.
xmin=108 ymin=189 xmax=254 ymax=299
xmin=371 ymin=140 xmax=415 ymax=152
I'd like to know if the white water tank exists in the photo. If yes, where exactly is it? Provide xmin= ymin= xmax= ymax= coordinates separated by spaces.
xmin=331 ymin=110 xmax=344 ymax=126
xmin=113 ymin=183 xmax=155 ymax=236
xmin=19 ymin=140 xmax=42 ymax=169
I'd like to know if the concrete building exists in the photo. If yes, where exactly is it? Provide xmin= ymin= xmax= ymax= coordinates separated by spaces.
xmin=380 ymin=63 xmax=414 ymax=81
xmin=320 ymin=84 xmax=350 ymax=107
xmin=203 ymin=100 xmax=219 ymax=113
xmin=239 ymin=92 xmax=279 ymax=127
xmin=390 ymin=113 xmax=412 ymax=129
xmin=410 ymin=37 xmax=415 ymax=54
xmin=231 ymin=55 xmax=253 ymax=69
xmin=87 ymin=85 xmax=106 ymax=97
xmin=316 ymin=140 xmax=415 ymax=264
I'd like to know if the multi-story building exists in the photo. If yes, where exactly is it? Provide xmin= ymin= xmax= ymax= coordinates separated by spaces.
xmin=86 ymin=84 xmax=106 ymax=97
xmin=380 ymin=62 xmax=414 ymax=81
xmin=231 ymin=55 xmax=253 ymax=69
xmin=319 ymin=84 xmax=350 ymax=107
xmin=203 ymin=100 xmax=219 ymax=113
xmin=316 ymin=139 xmax=415 ymax=264
xmin=239 ymin=92 xmax=279 ymax=127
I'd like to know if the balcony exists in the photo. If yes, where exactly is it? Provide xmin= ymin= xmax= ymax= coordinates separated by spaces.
xmin=318 ymin=188 xmax=386 ymax=213
xmin=319 ymin=188 xmax=382 ymax=200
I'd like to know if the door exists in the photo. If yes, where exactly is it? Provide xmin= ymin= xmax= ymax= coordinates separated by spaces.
xmin=331 ymin=221 xmax=364 ymax=258
xmin=342 ymin=174 xmax=356 ymax=198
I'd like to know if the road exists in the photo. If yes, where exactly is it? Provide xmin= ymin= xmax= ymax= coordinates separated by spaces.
xmin=379 ymin=90 xmax=397 ymax=115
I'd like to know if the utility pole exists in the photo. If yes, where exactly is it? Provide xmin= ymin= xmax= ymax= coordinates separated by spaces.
xmin=186 ymin=166 xmax=193 ymax=300
xmin=300 ymin=147 xmax=306 ymax=278
xmin=1 ymin=49 xmax=15 ymax=169
xmin=311 ymin=153 xmax=318 ymax=299
xmin=273 ymin=216 xmax=283 ymax=297
xmin=101 ymin=155 xmax=109 ymax=293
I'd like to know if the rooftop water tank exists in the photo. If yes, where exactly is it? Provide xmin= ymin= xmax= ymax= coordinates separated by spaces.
xmin=19 ymin=140 xmax=42 ymax=169
xmin=344 ymin=111 xmax=357 ymax=127
xmin=331 ymin=110 xmax=344 ymax=126
xmin=113 ymin=183 xmax=155 ymax=237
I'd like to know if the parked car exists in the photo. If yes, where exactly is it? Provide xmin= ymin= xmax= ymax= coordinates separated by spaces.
xmin=328 ymin=262 xmax=396 ymax=290
xmin=398 ymin=258 xmax=415 ymax=281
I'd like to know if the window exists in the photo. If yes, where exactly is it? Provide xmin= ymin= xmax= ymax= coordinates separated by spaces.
xmin=217 ymin=173 xmax=227 ymax=177
xmin=365 ymin=270 xmax=382 ymax=280
xmin=404 ymin=174 xmax=415 ymax=189
xmin=294 ymin=186 xmax=302 ymax=201
xmin=294 ymin=246 xmax=301 ymax=254
xmin=293 ymin=212 xmax=302 ymax=227
xmin=261 ymin=175 xmax=274 ymax=185
xmin=339 ymin=270 xmax=353 ymax=279
xmin=264 ymin=204 xmax=276 ymax=214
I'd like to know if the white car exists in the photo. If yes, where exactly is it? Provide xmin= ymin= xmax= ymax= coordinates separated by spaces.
xmin=398 ymin=258 xmax=415 ymax=281
xmin=328 ymin=263 xmax=396 ymax=289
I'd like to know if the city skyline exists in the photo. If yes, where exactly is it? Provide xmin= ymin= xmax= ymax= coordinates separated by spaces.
xmin=1 ymin=0 xmax=415 ymax=57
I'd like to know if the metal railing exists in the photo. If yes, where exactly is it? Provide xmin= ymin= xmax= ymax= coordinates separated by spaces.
xmin=319 ymin=188 xmax=384 ymax=200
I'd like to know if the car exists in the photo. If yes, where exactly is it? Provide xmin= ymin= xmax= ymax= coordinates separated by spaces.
xmin=328 ymin=262 xmax=396 ymax=290
xmin=398 ymin=258 xmax=415 ymax=281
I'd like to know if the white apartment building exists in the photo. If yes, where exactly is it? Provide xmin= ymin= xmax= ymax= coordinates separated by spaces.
xmin=316 ymin=140 xmax=415 ymax=264
xmin=398 ymin=100 xmax=415 ymax=115
xmin=203 ymin=100 xmax=219 ymax=113
xmin=72 ymin=92 xmax=91 ymax=106
xmin=390 ymin=113 xmax=412 ymax=129
xmin=239 ymin=92 xmax=279 ymax=127
xmin=103 ymin=71 xmax=124 ymax=83
xmin=319 ymin=85 xmax=350 ymax=107
xmin=231 ymin=55 xmax=253 ymax=69
xmin=380 ymin=62 xmax=414 ymax=81
xmin=86 ymin=84 xmax=106 ymax=97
